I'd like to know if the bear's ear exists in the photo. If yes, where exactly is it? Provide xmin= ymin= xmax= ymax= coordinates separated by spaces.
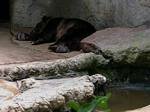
xmin=42 ymin=16 xmax=52 ymax=22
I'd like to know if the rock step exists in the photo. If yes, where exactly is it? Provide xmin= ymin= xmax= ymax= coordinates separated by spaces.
xmin=0 ymin=74 xmax=106 ymax=112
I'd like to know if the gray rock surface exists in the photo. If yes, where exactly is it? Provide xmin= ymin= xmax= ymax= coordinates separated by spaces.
xmin=11 ymin=0 xmax=150 ymax=28
xmin=111 ymin=0 xmax=150 ymax=27
xmin=81 ymin=27 xmax=150 ymax=67
xmin=11 ymin=0 xmax=47 ymax=27
xmin=0 ymin=74 xmax=106 ymax=112
xmin=0 ymin=53 xmax=109 ymax=81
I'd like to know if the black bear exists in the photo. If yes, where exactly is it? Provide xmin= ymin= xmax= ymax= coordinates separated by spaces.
xmin=15 ymin=16 xmax=96 ymax=53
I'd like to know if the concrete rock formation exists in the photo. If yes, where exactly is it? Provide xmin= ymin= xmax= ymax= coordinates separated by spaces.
xmin=81 ymin=27 xmax=150 ymax=67
xmin=0 ymin=53 xmax=109 ymax=81
xmin=0 ymin=74 xmax=106 ymax=112
xmin=11 ymin=0 xmax=150 ymax=28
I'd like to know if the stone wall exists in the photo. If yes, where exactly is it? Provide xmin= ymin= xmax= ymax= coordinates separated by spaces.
xmin=11 ymin=0 xmax=150 ymax=28
xmin=112 ymin=0 xmax=150 ymax=27
xmin=10 ymin=0 xmax=47 ymax=27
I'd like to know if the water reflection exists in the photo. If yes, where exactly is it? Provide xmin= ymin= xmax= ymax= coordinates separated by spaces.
xmin=108 ymin=88 xmax=150 ymax=112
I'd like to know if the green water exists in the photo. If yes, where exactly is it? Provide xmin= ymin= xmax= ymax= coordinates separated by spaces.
xmin=108 ymin=88 xmax=150 ymax=112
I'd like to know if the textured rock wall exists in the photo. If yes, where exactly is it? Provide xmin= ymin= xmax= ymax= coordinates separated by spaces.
xmin=11 ymin=0 xmax=150 ymax=28
xmin=11 ymin=0 xmax=47 ymax=27
xmin=112 ymin=0 xmax=150 ymax=27
xmin=11 ymin=0 xmax=113 ymax=28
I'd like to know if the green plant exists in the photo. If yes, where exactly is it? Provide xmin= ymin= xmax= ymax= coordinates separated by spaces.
xmin=67 ymin=93 xmax=111 ymax=112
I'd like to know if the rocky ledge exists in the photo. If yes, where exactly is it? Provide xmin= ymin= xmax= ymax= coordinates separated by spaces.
xmin=81 ymin=27 xmax=150 ymax=67
xmin=81 ymin=27 xmax=150 ymax=83
xmin=0 ymin=74 xmax=106 ymax=112
xmin=0 ymin=53 xmax=109 ymax=81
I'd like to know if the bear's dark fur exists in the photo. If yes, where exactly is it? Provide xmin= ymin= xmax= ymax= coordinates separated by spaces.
xmin=16 ymin=16 xmax=96 ymax=53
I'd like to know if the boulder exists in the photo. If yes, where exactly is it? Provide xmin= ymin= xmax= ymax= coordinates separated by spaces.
xmin=0 ymin=74 xmax=106 ymax=112
xmin=81 ymin=27 xmax=150 ymax=67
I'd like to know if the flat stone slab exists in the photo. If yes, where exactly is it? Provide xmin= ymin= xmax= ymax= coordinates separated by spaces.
xmin=0 ymin=74 xmax=106 ymax=112
xmin=81 ymin=27 xmax=150 ymax=67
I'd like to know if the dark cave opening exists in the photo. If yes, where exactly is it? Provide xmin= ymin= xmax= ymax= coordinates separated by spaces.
xmin=0 ymin=0 xmax=10 ymax=22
